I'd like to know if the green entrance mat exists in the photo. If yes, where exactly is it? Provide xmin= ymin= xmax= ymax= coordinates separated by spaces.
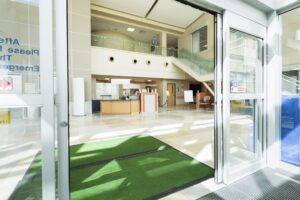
xmin=9 ymin=135 xmax=214 ymax=200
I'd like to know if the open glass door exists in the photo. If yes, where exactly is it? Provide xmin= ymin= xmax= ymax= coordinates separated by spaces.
xmin=222 ymin=11 xmax=266 ymax=183
xmin=0 ymin=0 xmax=56 ymax=199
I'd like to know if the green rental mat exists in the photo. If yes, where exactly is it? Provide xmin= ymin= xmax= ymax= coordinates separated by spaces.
xmin=9 ymin=135 xmax=214 ymax=200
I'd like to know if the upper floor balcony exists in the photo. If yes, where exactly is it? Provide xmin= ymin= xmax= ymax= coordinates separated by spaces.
xmin=91 ymin=34 xmax=178 ymax=57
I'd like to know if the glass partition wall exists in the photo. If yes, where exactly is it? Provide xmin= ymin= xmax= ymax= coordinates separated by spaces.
xmin=280 ymin=7 xmax=300 ymax=168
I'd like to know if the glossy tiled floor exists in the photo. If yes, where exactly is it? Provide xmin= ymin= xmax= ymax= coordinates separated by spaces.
xmin=70 ymin=107 xmax=215 ymax=168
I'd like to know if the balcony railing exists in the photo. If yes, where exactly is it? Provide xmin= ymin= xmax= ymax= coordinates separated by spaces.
xmin=91 ymin=34 xmax=178 ymax=57
xmin=282 ymin=74 xmax=300 ymax=94
xmin=178 ymin=48 xmax=214 ymax=74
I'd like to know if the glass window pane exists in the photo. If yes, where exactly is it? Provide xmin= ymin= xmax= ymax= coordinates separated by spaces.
xmin=229 ymin=29 xmax=263 ymax=94
xmin=229 ymin=99 xmax=257 ymax=168
xmin=192 ymin=30 xmax=200 ymax=53
xmin=281 ymin=8 xmax=300 ymax=166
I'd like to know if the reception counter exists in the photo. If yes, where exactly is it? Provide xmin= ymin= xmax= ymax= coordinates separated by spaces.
xmin=101 ymin=100 xmax=140 ymax=114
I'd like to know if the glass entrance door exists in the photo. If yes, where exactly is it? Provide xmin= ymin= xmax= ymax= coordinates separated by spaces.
xmin=0 ymin=0 xmax=56 ymax=199
xmin=223 ymin=11 xmax=266 ymax=183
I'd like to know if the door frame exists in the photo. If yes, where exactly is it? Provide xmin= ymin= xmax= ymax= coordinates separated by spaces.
xmin=222 ymin=11 xmax=267 ymax=184
xmin=55 ymin=0 xmax=70 ymax=199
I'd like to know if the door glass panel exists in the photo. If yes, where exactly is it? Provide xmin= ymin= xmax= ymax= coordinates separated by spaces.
xmin=0 ymin=107 xmax=42 ymax=199
xmin=0 ymin=0 xmax=42 ymax=199
xmin=230 ymin=29 xmax=263 ymax=94
xmin=227 ymin=28 xmax=263 ymax=180
xmin=229 ymin=100 xmax=257 ymax=166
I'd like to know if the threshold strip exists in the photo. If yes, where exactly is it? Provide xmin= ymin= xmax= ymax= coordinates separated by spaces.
xmin=70 ymin=145 xmax=172 ymax=171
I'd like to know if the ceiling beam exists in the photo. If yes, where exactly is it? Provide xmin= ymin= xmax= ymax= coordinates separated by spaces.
xmin=145 ymin=0 xmax=159 ymax=18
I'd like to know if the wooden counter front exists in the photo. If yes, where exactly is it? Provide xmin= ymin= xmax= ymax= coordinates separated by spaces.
xmin=101 ymin=100 xmax=140 ymax=114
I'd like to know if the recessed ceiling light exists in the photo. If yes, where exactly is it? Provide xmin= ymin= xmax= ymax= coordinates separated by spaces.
xmin=111 ymin=79 xmax=131 ymax=84
xmin=127 ymin=27 xmax=135 ymax=32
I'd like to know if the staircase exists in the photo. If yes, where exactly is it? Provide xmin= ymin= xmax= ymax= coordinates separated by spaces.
xmin=170 ymin=48 xmax=214 ymax=96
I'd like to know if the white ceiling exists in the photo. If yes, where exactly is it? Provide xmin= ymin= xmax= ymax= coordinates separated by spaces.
xmin=91 ymin=0 xmax=204 ymax=29
xmin=91 ymin=17 xmax=160 ymax=43
xmin=147 ymin=0 xmax=204 ymax=28
xmin=91 ymin=0 xmax=156 ymax=17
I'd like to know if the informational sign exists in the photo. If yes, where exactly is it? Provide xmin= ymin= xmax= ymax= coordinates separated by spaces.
xmin=184 ymin=90 xmax=194 ymax=103
xmin=0 ymin=36 xmax=40 ymax=94
xmin=230 ymin=80 xmax=245 ymax=93
xmin=0 ymin=77 xmax=13 ymax=91
xmin=0 ymin=75 xmax=22 ymax=94
xmin=0 ymin=37 xmax=39 ymax=73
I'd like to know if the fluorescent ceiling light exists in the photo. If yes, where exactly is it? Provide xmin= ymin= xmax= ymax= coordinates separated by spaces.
xmin=296 ymin=29 xmax=300 ymax=41
xmin=127 ymin=27 xmax=135 ymax=32
xmin=111 ymin=79 xmax=131 ymax=84
xmin=147 ymin=80 xmax=152 ymax=82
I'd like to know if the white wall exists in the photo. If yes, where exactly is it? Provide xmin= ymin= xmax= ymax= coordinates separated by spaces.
xmin=91 ymin=47 xmax=187 ymax=80
xmin=68 ymin=0 xmax=92 ymax=114
xmin=178 ymin=13 xmax=214 ymax=61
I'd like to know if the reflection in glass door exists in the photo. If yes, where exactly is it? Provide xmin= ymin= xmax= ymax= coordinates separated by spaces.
xmin=223 ymin=12 xmax=266 ymax=183
xmin=0 ymin=0 xmax=55 ymax=199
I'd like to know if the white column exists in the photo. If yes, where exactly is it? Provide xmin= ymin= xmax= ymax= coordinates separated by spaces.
xmin=161 ymin=31 xmax=167 ymax=56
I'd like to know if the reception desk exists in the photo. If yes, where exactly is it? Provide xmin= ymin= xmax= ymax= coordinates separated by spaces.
xmin=101 ymin=100 xmax=140 ymax=114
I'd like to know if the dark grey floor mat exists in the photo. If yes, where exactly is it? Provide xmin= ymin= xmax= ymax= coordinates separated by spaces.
xmin=199 ymin=168 xmax=300 ymax=200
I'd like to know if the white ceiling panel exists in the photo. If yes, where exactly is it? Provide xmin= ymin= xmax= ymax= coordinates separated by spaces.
xmin=91 ymin=17 xmax=160 ymax=42
xmin=91 ymin=0 xmax=156 ymax=17
xmin=147 ymin=0 xmax=203 ymax=28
